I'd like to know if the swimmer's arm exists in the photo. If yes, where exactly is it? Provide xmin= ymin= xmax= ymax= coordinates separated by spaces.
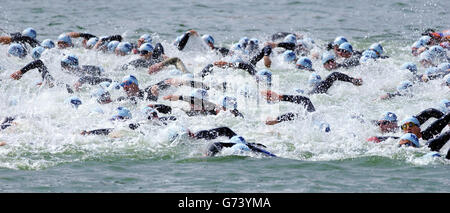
xmin=177 ymin=30 xmax=198 ymax=51
xmin=235 ymin=62 xmax=257 ymax=76
xmin=415 ymin=108 xmax=445 ymax=125
xmin=421 ymin=113 xmax=450 ymax=141
xmin=249 ymin=45 xmax=272 ymax=66
xmin=10 ymin=34 xmax=39 ymax=47
xmin=147 ymin=104 xmax=173 ymax=114
xmin=275 ymin=42 xmax=296 ymax=50
xmin=66 ymin=32 xmax=96 ymax=40
xmin=0 ymin=36 xmax=12 ymax=44
xmin=80 ymin=128 xmax=114 ymax=135
xmin=280 ymin=95 xmax=316 ymax=112
xmin=367 ymin=136 xmax=400 ymax=143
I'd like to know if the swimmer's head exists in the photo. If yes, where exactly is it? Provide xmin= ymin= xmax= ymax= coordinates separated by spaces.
xmin=202 ymin=34 xmax=214 ymax=47
xmin=86 ymin=37 xmax=99 ymax=49
xmin=57 ymin=33 xmax=73 ymax=48
xmin=22 ymin=27 xmax=37 ymax=39
xmin=399 ymin=133 xmax=419 ymax=148
xmin=111 ymin=107 xmax=132 ymax=121
xmin=282 ymin=50 xmax=296 ymax=63
xmin=115 ymin=42 xmax=132 ymax=56
xmin=438 ymin=99 xmax=450 ymax=114
xmin=218 ymin=96 xmax=238 ymax=110
xmin=229 ymin=135 xmax=247 ymax=144
xmin=295 ymin=57 xmax=313 ymax=71
xmin=418 ymin=36 xmax=432 ymax=45
xmin=107 ymin=40 xmax=120 ymax=53
xmin=401 ymin=62 xmax=418 ymax=74
xmin=31 ymin=46 xmax=45 ymax=60
xmin=400 ymin=117 xmax=421 ymax=136
xmin=41 ymin=39 xmax=55 ymax=49
xmin=8 ymin=43 xmax=26 ymax=58
xmin=369 ymin=43 xmax=383 ymax=56
xmin=191 ymin=88 xmax=208 ymax=100
xmin=139 ymin=34 xmax=152 ymax=45
xmin=283 ymin=34 xmax=297 ymax=44
xmin=239 ymin=37 xmax=249 ymax=48
xmin=91 ymin=88 xmax=112 ymax=104
xmin=61 ymin=54 xmax=79 ymax=68
xmin=139 ymin=43 xmax=154 ymax=56
xmin=377 ymin=112 xmax=398 ymax=133
xmin=66 ymin=96 xmax=82 ymax=109
xmin=255 ymin=69 xmax=272 ymax=86
xmin=141 ymin=106 xmax=158 ymax=119
xmin=337 ymin=42 xmax=353 ymax=58
xmin=333 ymin=36 xmax=348 ymax=47
xmin=396 ymin=80 xmax=413 ymax=93
xmin=308 ymin=73 xmax=322 ymax=87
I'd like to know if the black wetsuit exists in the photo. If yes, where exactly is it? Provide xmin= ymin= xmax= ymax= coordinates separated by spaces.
xmin=10 ymin=32 xmax=40 ymax=47
xmin=83 ymin=116 xmax=177 ymax=135
xmin=340 ymin=52 xmax=362 ymax=68
xmin=272 ymin=95 xmax=316 ymax=123
xmin=122 ymin=43 xmax=166 ymax=70
xmin=427 ymin=130 xmax=450 ymax=159
xmin=178 ymin=96 xmax=244 ymax=118
xmin=308 ymin=72 xmax=359 ymax=95
xmin=1 ymin=117 xmax=16 ymax=131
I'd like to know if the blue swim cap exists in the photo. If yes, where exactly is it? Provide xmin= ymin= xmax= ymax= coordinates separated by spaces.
xmin=429 ymin=45 xmax=446 ymax=58
xmin=338 ymin=42 xmax=353 ymax=53
xmin=333 ymin=36 xmax=348 ymax=46
xmin=61 ymin=54 xmax=79 ymax=67
xmin=308 ymin=73 xmax=322 ymax=87
xmin=438 ymin=63 xmax=450 ymax=71
xmin=401 ymin=62 xmax=418 ymax=74
xmin=219 ymin=96 xmax=238 ymax=110
xmin=296 ymin=57 xmax=313 ymax=70
xmin=31 ymin=46 xmax=45 ymax=60
xmin=229 ymin=135 xmax=247 ymax=144
xmin=438 ymin=99 xmax=450 ymax=114
xmin=167 ymin=125 xmax=190 ymax=142
xmin=425 ymin=67 xmax=441 ymax=75
xmin=86 ymin=37 xmax=99 ymax=49
xmin=91 ymin=87 xmax=107 ymax=98
xmin=107 ymin=40 xmax=120 ymax=52
xmin=108 ymin=81 xmax=121 ymax=90
xmin=141 ymin=106 xmax=158 ymax=117
xmin=139 ymin=43 xmax=154 ymax=53
xmin=319 ymin=122 xmax=331 ymax=133
xmin=201 ymin=34 xmax=214 ymax=46
xmin=191 ymin=88 xmax=208 ymax=100
xmin=231 ymin=56 xmax=244 ymax=65
xmin=66 ymin=96 xmax=82 ymax=109
xmin=381 ymin=112 xmax=397 ymax=122
xmin=396 ymin=80 xmax=413 ymax=92
xmin=120 ymin=75 xmax=139 ymax=87
xmin=418 ymin=36 xmax=431 ymax=45
xmin=249 ymin=38 xmax=259 ymax=46
xmin=423 ymin=151 xmax=441 ymax=158
xmin=360 ymin=50 xmax=378 ymax=63
xmin=419 ymin=50 xmax=433 ymax=61
xmin=113 ymin=107 xmax=132 ymax=120
xmin=231 ymin=43 xmax=243 ymax=51
xmin=283 ymin=50 xmax=296 ymax=63
xmin=116 ymin=42 xmax=132 ymax=54
xmin=256 ymin=69 xmax=272 ymax=84
xmin=400 ymin=116 xmax=420 ymax=127
xmin=98 ymin=81 xmax=111 ymax=89
xmin=321 ymin=52 xmax=336 ymax=64
xmin=411 ymin=40 xmax=425 ymax=49
xmin=399 ymin=133 xmax=419 ymax=147
xmin=22 ymin=27 xmax=37 ymax=39
xmin=57 ymin=33 xmax=72 ymax=45
xmin=369 ymin=43 xmax=383 ymax=56
xmin=41 ymin=39 xmax=55 ymax=49
xmin=8 ymin=43 xmax=26 ymax=58
xmin=231 ymin=143 xmax=251 ymax=152
xmin=239 ymin=37 xmax=249 ymax=47
xmin=446 ymin=76 xmax=450 ymax=86
xmin=283 ymin=34 xmax=297 ymax=44
xmin=139 ymin=34 xmax=152 ymax=44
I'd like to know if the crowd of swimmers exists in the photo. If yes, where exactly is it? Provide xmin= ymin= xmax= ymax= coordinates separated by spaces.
xmin=0 ymin=27 xmax=449 ymax=159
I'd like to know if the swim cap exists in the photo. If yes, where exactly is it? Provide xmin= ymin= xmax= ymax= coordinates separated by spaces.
xmin=308 ymin=73 xmax=322 ymax=87
xmin=438 ymin=63 xmax=450 ymax=71
xmin=201 ymin=34 xmax=214 ymax=46
xmin=396 ymin=80 xmax=413 ymax=92
xmin=239 ymin=37 xmax=249 ymax=47
xmin=218 ymin=96 xmax=238 ymax=110
xmin=369 ymin=43 xmax=383 ymax=56
xmin=66 ymin=96 xmax=82 ymax=109
xmin=283 ymin=34 xmax=297 ymax=44
xmin=108 ymin=82 xmax=121 ymax=90
xmin=399 ymin=133 xmax=419 ymax=147
xmin=107 ymin=40 xmax=120 ymax=52
xmin=333 ymin=36 xmax=348 ymax=46
xmin=31 ymin=46 xmax=45 ymax=60
xmin=231 ymin=56 xmax=244 ymax=65
xmin=141 ymin=106 xmax=158 ymax=118
xmin=360 ymin=50 xmax=378 ymax=63
xmin=231 ymin=43 xmax=243 ymax=51
xmin=57 ymin=33 xmax=72 ymax=45
xmin=400 ymin=117 xmax=420 ymax=127
xmin=113 ymin=107 xmax=132 ymax=120
xmin=296 ymin=57 xmax=313 ymax=70
xmin=446 ymin=76 xmax=450 ymax=86
xmin=8 ymin=43 xmax=26 ymax=58
xmin=419 ymin=50 xmax=433 ymax=61
xmin=61 ymin=54 xmax=79 ymax=67
xmin=418 ymin=36 xmax=431 ymax=45
xmin=22 ymin=27 xmax=37 ymax=39
xmin=321 ymin=52 xmax=335 ymax=64
xmin=120 ymin=75 xmax=139 ymax=87
xmin=229 ymin=135 xmax=247 ymax=144
xmin=411 ymin=40 xmax=425 ymax=49
xmin=438 ymin=99 xmax=450 ymax=113
xmin=428 ymin=45 xmax=446 ymax=58
xmin=255 ymin=69 xmax=272 ymax=85
xmin=231 ymin=143 xmax=251 ymax=152
xmin=249 ymin=38 xmax=259 ymax=47
xmin=191 ymin=88 xmax=208 ymax=100
xmin=338 ymin=42 xmax=353 ymax=53
xmin=139 ymin=34 xmax=152 ymax=44
xmin=381 ymin=112 xmax=397 ymax=122
xmin=425 ymin=67 xmax=441 ymax=75
xmin=167 ymin=125 xmax=190 ymax=142
xmin=401 ymin=62 xmax=418 ymax=74
xmin=116 ymin=42 xmax=132 ymax=54
xmin=319 ymin=122 xmax=331 ymax=133
xmin=98 ymin=81 xmax=111 ymax=89
xmin=86 ymin=37 xmax=99 ymax=49
xmin=41 ymin=39 xmax=55 ymax=49
xmin=422 ymin=151 xmax=441 ymax=158
xmin=283 ymin=50 xmax=296 ymax=63
xmin=138 ymin=43 xmax=154 ymax=53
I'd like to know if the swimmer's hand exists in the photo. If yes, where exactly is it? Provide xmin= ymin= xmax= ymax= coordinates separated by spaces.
xmin=164 ymin=78 xmax=183 ymax=86
xmin=213 ymin=61 xmax=232 ymax=68
xmin=187 ymin=30 xmax=198 ymax=36
xmin=379 ymin=94 xmax=390 ymax=100
xmin=264 ymin=42 xmax=277 ymax=49
xmin=265 ymin=117 xmax=280 ymax=125
xmin=0 ymin=142 xmax=6 ymax=146
xmin=260 ymin=90 xmax=281 ymax=102
xmin=11 ymin=70 xmax=23 ymax=80
xmin=149 ymin=62 xmax=163 ymax=74
xmin=421 ymin=75 xmax=429 ymax=82
xmin=163 ymin=94 xmax=180 ymax=101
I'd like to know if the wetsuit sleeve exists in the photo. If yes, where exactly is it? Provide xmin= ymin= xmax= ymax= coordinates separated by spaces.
xmin=160 ymin=57 xmax=189 ymax=73
xmin=193 ymin=127 xmax=237 ymax=140
xmin=11 ymin=34 xmax=39 ymax=47
xmin=414 ymin=108 xmax=444 ymax=125
xmin=77 ymin=76 xmax=112 ymax=85
xmin=230 ymin=109 xmax=244 ymax=118
xmin=421 ymin=112 xmax=450 ymax=140
xmin=280 ymin=95 xmax=316 ymax=112
xmin=427 ymin=130 xmax=450 ymax=152
xmin=271 ymin=32 xmax=292 ymax=41
xmin=246 ymin=143 xmax=277 ymax=157
xmin=127 ymin=58 xmax=152 ymax=69
xmin=427 ymin=71 xmax=450 ymax=80
xmin=235 ymin=62 xmax=257 ymax=76
xmin=153 ymin=104 xmax=172 ymax=114
xmin=206 ymin=142 xmax=235 ymax=156
xmin=276 ymin=42 xmax=296 ymax=50
xmin=200 ymin=64 xmax=214 ymax=78
xmin=249 ymin=45 xmax=272 ymax=66
xmin=309 ymin=72 xmax=356 ymax=94
xmin=184 ymin=80 xmax=210 ymax=90
xmin=81 ymin=65 xmax=103 ymax=76
xmin=177 ymin=32 xmax=190 ymax=51
xmin=276 ymin=112 xmax=298 ymax=122
xmin=215 ymin=47 xmax=229 ymax=57
xmin=103 ymin=35 xmax=123 ymax=42
xmin=341 ymin=56 xmax=361 ymax=68
xmin=83 ymin=128 xmax=114 ymax=135
xmin=1 ymin=116 xmax=16 ymax=130
xmin=78 ymin=33 xmax=96 ymax=40
xmin=20 ymin=60 xmax=53 ymax=82
xmin=152 ymin=43 xmax=165 ymax=60
xmin=158 ymin=116 xmax=177 ymax=121
xmin=367 ymin=136 xmax=400 ymax=143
